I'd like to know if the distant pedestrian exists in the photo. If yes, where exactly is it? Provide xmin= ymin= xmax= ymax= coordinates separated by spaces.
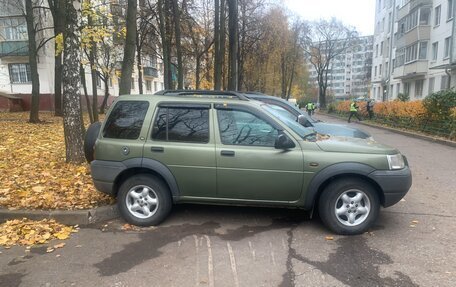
xmin=366 ymin=100 xmax=374 ymax=120
xmin=348 ymin=100 xmax=362 ymax=123
xmin=306 ymin=102 xmax=313 ymax=116
xmin=311 ymin=102 xmax=316 ymax=115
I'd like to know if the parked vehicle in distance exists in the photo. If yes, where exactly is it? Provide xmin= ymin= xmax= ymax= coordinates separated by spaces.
xmin=244 ymin=92 xmax=372 ymax=139
xmin=84 ymin=90 xmax=412 ymax=235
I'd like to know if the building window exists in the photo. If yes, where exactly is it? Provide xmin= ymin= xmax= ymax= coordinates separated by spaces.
xmin=428 ymin=77 xmax=435 ymax=95
xmin=448 ymin=0 xmax=453 ymax=20
xmin=432 ymin=42 xmax=439 ymax=60
xmin=374 ymin=66 xmax=377 ymax=77
xmin=415 ymin=80 xmax=424 ymax=98
xmin=444 ymin=37 xmax=451 ymax=58
xmin=395 ymin=48 xmax=405 ymax=67
xmin=405 ymin=43 xmax=418 ymax=63
xmin=419 ymin=42 xmax=427 ymax=59
xmin=380 ymin=41 xmax=384 ymax=55
xmin=441 ymin=75 xmax=449 ymax=90
xmin=420 ymin=7 xmax=431 ymax=25
xmin=146 ymin=80 xmax=151 ymax=91
xmin=154 ymin=81 xmax=158 ymax=92
xmin=379 ymin=64 xmax=382 ymax=76
xmin=404 ymin=82 xmax=410 ymax=96
xmin=375 ymin=44 xmax=378 ymax=57
xmin=396 ymin=83 xmax=401 ymax=95
xmin=435 ymin=5 xmax=441 ymax=26
xmin=8 ymin=64 xmax=31 ymax=83
xmin=0 ymin=17 xmax=27 ymax=41
xmin=131 ymin=78 xmax=135 ymax=90
xmin=388 ymin=12 xmax=392 ymax=33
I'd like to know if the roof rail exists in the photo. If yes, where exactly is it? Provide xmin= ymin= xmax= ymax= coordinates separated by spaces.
xmin=154 ymin=89 xmax=249 ymax=101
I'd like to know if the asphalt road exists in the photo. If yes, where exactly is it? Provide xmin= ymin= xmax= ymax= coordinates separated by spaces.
xmin=1 ymin=114 xmax=455 ymax=287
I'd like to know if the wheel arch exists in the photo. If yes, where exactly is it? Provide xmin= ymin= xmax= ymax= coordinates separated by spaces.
xmin=113 ymin=158 xmax=180 ymax=202
xmin=304 ymin=163 xmax=385 ymax=210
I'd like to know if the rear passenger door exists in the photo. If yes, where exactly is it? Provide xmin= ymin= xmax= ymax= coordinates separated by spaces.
xmin=143 ymin=103 xmax=216 ymax=198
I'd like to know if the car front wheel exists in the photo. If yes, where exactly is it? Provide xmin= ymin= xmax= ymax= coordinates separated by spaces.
xmin=117 ymin=174 xmax=172 ymax=226
xmin=318 ymin=178 xmax=380 ymax=235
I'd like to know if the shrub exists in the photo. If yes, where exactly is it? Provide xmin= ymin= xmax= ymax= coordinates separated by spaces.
xmin=397 ymin=93 xmax=410 ymax=102
xmin=423 ymin=89 xmax=456 ymax=120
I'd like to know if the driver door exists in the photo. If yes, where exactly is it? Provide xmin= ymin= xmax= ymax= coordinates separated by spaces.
xmin=214 ymin=104 xmax=304 ymax=202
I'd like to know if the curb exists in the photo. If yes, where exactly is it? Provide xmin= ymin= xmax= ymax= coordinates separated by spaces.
xmin=319 ymin=113 xmax=456 ymax=148
xmin=0 ymin=204 xmax=119 ymax=226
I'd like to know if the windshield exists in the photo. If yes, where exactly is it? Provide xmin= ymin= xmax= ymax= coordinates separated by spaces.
xmin=261 ymin=104 xmax=316 ymax=139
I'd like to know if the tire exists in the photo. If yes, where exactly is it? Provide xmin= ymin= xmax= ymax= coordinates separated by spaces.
xmin=117 ymin=174 xmax=172 ymax=226
xmin=318 ymin=178 xmax=380 ymax=235
xmin=84 ymin=121 xmax=101 ymax=163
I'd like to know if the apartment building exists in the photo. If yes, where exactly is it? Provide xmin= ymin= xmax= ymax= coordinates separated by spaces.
xmin=0 ymin=0 xmax=164 ymax=111
xmin=308 ymin=36 xmax=374 ymax=100
xmin=372 ymin=0 xmax=455 ymax=101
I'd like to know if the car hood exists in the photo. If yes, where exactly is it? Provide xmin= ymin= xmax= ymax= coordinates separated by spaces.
xmin=316 ymin=136 xmax=398 ymax=154
xmin=313 ymin=122 xmax=371 ymax=139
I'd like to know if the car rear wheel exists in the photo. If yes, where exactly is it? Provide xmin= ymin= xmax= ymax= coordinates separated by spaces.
xmin=318 ymin=178 xmax=380 ymax=235
xmin=117 ymin=174 xmax=172 ymax=226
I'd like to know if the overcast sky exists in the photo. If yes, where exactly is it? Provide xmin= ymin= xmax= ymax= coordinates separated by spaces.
xmin=284 ymin=0 xmax=376 ymax=36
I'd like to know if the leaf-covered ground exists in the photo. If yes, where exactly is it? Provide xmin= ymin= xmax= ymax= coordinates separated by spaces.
xmin=0 ymin=218 xmax=78 ymax=247
xmin=0 ymin=112 xmax=114 ymax=210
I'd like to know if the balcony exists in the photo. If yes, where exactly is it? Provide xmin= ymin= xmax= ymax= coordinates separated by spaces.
xmin=0 ymin=41 xmax=29 ymax=57
xmin=396 ymin=25 xmax=430 ymax=48
xmin=396 ymin=0 xmax=432 ymax=20
xmin=143 ymin=67 xmax=158 ymax=78
xmin=392 ymin=60 xmax=428 ymax=80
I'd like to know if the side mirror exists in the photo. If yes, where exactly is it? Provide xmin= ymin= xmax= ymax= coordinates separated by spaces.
xmin=275 ymin=133 xmax=295 ymax=149
xmin=297 ymin=115 xmax=311 ymax=127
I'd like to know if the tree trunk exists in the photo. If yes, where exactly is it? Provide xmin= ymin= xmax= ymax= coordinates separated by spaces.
xmin=195 ymin=54 xmax=201 ymax=90
xmin=89 ymin=35 xmax=98 ymax=122
xmin=227 ymin=0 xmax=238 ymax=91
xmin=25 ymin=0 xmax=40 ymax=123
xmin=158 ymin=0 xmax=171 ymax=89
xmin=100 ymin=76 xmax=109 ymax=114
xmin=136 ymin=34 xmax=143 ymax=94
xmin=214 ymin=0 xmax=221 ymax=90
xmin=119 ymin=0 xmax=137 ymax=95
xmin=51 ymin=0 xmax=65 ymax=116
xmin=80 ymin=64 xmax=93 ymax=123
xmin=63 ymin=0 xmax=85 ymax=163
xmin=220 ymin=0 xmax=226 ymax=90
xmin=172 ymin=0 xmax=183 ymax=89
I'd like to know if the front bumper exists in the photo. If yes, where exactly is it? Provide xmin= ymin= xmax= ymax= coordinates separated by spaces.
xmin=368 ymin=166 xmax=412 ymax=207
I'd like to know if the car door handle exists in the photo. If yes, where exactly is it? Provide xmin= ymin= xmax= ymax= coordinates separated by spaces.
xmin=221 ymin=150 xmax=235 ymax=157
xmin=151 ymin=146 xmax=164 ymax=152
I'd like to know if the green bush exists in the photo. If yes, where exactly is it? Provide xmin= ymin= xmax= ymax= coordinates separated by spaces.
xmin=327 ymin=102 xmax=336 ymax=113
xmin=397 ymin=93 xmax=410 ymax=102
xmin=423 ymin=89 xmax=456 ymax=120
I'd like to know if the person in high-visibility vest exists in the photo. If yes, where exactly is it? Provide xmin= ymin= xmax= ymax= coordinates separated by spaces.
xmin=348 ymin=100 xmax=362 ymax=123
xmin=306 ymin=102 xmax=313 ymax=116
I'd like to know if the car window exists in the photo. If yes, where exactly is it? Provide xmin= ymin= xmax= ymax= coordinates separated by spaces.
xmin=152 ymin=107 xmax=209 ymax=143
xmin=262 ymin=104 xmax=315 ymax=140
xmin=217 ymin=109 xmax=278 ymax=146
xmin=103 ymin=101 xmax=149 ymax=139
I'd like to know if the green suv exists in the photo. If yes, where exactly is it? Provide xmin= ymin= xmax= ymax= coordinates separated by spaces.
xmin=85 ymin=90 xmax=412 ymax=235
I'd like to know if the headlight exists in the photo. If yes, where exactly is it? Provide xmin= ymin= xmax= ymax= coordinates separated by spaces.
xmin=387 ymin=154 xmax=405 ymax=170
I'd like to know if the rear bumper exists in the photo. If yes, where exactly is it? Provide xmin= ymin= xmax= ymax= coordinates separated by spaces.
xmin=368 ymin=166 xmax=412 ymax=207
xmin=91 ymin=160 xmax=127 ymax=195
